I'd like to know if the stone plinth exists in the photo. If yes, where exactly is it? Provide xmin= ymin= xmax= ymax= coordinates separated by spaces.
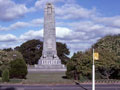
xmin=35 ymin=56 xmax=66 ymax=71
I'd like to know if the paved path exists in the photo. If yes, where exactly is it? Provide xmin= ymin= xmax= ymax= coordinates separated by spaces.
xmin=0 ymin=84 xmax=120 ymax=90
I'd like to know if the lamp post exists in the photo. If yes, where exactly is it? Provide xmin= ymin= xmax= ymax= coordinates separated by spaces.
xmin=92 ymin=48 xmax=95 ymax=90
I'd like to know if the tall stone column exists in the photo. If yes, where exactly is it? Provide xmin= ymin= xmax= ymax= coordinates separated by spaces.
xmin=43 ymin=3 xmax=57 ymax=58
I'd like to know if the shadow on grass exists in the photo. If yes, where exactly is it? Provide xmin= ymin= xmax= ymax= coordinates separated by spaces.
xmin=62 ymin=76 xmax=68 ymax=79
xmin=62 ymin=75 xmax=88 ymax=90
xmin=0 ymin=86 xmax=16 ymax=90
xmin=75 ymin=81 xmax=88 ymax=90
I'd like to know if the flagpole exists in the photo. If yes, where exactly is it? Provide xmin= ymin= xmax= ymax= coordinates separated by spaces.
xmin=92 ymin=48 xmax=95 ymax=90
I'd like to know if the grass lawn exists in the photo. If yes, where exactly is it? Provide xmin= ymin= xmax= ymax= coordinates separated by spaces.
xmin=0 ymin=78 xmax=23 ymax=84
xmin=0 ymin=72 xmax=120 ymax=84
xmin=23 ymin=71 xmax=74 ymax=84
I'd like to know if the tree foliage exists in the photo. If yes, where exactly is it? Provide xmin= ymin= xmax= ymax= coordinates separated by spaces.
xmin=57 ymin=42 xmax=70 ymax=64
xmin=0 ymin=50 xmax=23 ymax=64
xmin=15 ymin=39 xmax=43 ymax=65
xmin=2 ymin=68 xmax=9 ymax=82
xmin=93 ymin=35 xmax=120 ymax=79
xmin=0 ymin=50 xmax=23 ymax=76
xmin=9 ymin=58 xmax=28 ymax=79
xmin=66 ymin=50 xmax=92 ymax=80
xmin=3 ymin=48 xmax=13 ymax=52
xmin=93 ymin=35 xmax=120 ymax=58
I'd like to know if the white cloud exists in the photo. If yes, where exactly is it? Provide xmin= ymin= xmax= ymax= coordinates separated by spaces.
xmin=57 ymin=19 xmax=120 ymax=40
xmin=0 ymin=22 xmax=29 ymax=31
xmin=93 ymin=16 xmax=120 ymax=28
xmin=102 ymin=27 xmax=120 ymax=35
xmin=0 ymin=0 xmax=28 ymax=21
xmin=56 ymin=4 xmax=96 ymax=20
xmin=10 ymin=22 xmax=29 ymax=29
xmin=68 ymin=43 xmax=91 ymax=51
xmin=0 ymin=34 xmax=17 ymax=42
xmin=0 ymin=44 xmax=8 ymax=49
xmin=0 ymin=42 xmax=21 ymax=49
xmin=0 ymin=18 xmax=43 ymax=31
xmin=31 ymin=18 xmax=44 ymax=27
xmin=56 ymin=27 xmax=72 ymax=38
xmin=67 ymin=21 xmax=104 ymax=32
xmin=19 ymin=29 xmax=43 ymax=41
xmin=34 ymin=0 xmax=65 ymax=9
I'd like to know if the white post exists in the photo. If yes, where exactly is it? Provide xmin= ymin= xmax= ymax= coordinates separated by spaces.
xmin=92 ymin=49 xmax=95 ymax=90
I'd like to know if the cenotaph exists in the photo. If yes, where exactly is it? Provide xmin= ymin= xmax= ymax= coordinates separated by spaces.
xmin=35 ymin=3 xmax=66 ymax=71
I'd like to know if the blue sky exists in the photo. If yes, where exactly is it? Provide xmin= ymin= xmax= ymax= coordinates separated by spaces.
xmin=0 ymin=0 xmax=120 ymax=56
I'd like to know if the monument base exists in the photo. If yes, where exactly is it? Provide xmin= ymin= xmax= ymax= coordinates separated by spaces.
xmin=28 ymin=57 xmax=66 ymax=72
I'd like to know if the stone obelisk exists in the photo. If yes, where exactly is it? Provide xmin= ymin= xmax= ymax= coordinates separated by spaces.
xmin=42 ymin=3 xmax=57 ymax=59
xmin=36 ymin=3 xmax=66 ymax=71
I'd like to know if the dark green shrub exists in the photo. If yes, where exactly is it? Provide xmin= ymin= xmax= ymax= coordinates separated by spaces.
xmin=66 ymin=71 xmax=74 ymax=79
xmin=2 ymin=68 xmax=9 ymax=82
xmin=10 ymin=58 xmax=28 ymax=79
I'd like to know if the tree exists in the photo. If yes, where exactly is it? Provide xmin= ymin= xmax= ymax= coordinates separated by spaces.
xmin=93 ymin=35 xmax=120 ymax=79
xmin=0 ymin=50 xmax=23 ymax=76
xmin=0 ymin=50 xmax=23 ymax=64
xmin=2 ymin=68 xmax=9 ymax=82
xmin=15 ymin=39 xmax=70 ymax=65
xmin=9 ymin=58 xmax=28 ymax=79
xmin=66 ymin=57 xmax=76 ymax=79
xmin=57 ymin=42 xmax=70 ymax=64
xmin=95 ymin=48 xmax=119 ymax=79
xmin=16 ymin=39 xmax=43 ymax=65
xmin=3 ymin=48 xmax=13 ymax=52
xmin=93 ymin=35 xmax=120 ymax=59
xmin=66 ymin=50 xmax=92 ymax=80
